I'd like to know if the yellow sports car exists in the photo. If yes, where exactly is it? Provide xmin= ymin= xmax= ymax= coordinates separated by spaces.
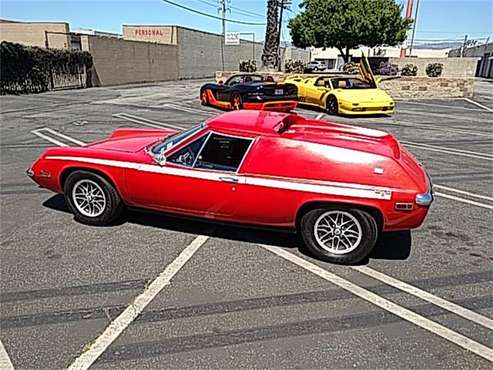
xmin=285 ymin=57 xmax=395 ymax=115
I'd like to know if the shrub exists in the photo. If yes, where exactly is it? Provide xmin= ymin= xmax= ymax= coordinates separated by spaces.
xmin=425 ymin=63 xmax=443 ymax=77
xmin=0 ymin=41 xmax=93 ymax=94
xmin=239 ymin=59 xmax=256 ymax=72
xmin=375 ymin=61 xmax=398 ymax=76
xmin=285 ymin=59 xmax=305 ymax=73
xmin=401 ymin=63 xmax=418 ymax=76
xmin=341 ymin=62 xmax=359 ymax=74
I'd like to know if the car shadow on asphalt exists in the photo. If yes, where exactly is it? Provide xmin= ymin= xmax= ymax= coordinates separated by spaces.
xmin=43 ymin=195 xmax=411 ymax=264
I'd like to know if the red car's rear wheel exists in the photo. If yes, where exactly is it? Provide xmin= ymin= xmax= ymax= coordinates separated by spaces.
xmin=64 ymin=170 xmax=124 ymax=226
xmin=300 ymin=207 xmax=378 ymax=264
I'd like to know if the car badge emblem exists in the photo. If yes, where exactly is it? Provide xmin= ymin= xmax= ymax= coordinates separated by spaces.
xmin=374 ymin=167 xmax=384 ymax=175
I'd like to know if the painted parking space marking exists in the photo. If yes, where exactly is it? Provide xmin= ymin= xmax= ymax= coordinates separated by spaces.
xmin=315 ymin=113 xmax=325 ymax=120
xmin=434 ymin=192 xmax=493 ymax=210
xmin=162 ymin=103 xmax=216 ymax=116
xmin=113 ymin=112 xmax=183 ymax=130
xmin=31 ymin=128 xmax=87 ymax=147
xmin=352 ymin=265 xmax=493 ymax=330
xmin=0 ymin=340 xmax=14 ymax=370
xmin=402 ymin=141 xmax=493 ymax=158
xmin=398 ymin=108 xmax=493 ymax=123
xmin=39 ymin=128 xmax=86 ymax=146
xmin=31 ymin=129 xmax=68 ymax=147
xmin=402 ymin=142 xmax=493 ymax=161
xmin=434 ymin=185 xmax=493 ymax=202
xmin=464 ymin=98 xmax=493 ymax=113
xmin=261 ymin=245 xmax=493 ymax=362
xmin=68 ymin=235 xmax=209 ymax=370
xmin=400 ymin=100 xmax=487 ymax=113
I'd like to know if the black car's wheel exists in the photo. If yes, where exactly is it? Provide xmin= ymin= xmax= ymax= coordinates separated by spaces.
xmin=326 ymin=95 xmax=339 ymax=115
xmin=200 ymin=88 xmax=209 ymax=106
xmin=231 ymin=93 xmax=242 ymax=110
xmin=300 ymin=207 xmax=378 ymax=264
xmin=64 ymin=170 xmax=124 ymax=226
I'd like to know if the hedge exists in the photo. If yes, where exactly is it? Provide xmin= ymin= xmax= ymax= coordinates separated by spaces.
xmin=0 ymin=41 xmax=93 ymax=94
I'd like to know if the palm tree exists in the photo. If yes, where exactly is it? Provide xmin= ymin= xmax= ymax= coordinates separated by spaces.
xmin=261 ymin=0 xmax=280 ymax=70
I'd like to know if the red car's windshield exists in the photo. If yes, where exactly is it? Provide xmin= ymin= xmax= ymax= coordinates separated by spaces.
xmin=151 ymin=123 xmax=204 ymax=155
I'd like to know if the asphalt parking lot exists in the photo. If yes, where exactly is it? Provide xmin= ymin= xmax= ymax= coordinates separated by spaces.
xmin=1 ymin=78 xmax=492 ymax=369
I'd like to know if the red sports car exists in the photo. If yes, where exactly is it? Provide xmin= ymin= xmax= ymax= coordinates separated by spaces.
xmin=28 ymin=110 xmax=433 ymax=264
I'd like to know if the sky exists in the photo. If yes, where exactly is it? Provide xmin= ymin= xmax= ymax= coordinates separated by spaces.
xmin=0 ymin=0 xmax=492 ymax=45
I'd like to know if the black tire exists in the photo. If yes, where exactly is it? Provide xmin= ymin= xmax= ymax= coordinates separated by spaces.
xmin=63 ymin=170 xmax=124 ymax=226
xmin=200 ymin=88 xmax=209 ymax=106
xmin=326 ymin=95 xmax=339 ymax=115
xmin=300 ymin=207 xmax=378 ymax=264
xmin=231 ymin=93 xmax=242 ymax=110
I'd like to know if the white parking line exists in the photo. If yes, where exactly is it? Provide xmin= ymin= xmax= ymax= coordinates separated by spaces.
xmin=464 ymin=98 xmax=493 ymax=113
xmin=398 ymin=109 xmax=493 ymax=122
xmin=31 ymin=128 xmax=86 ymax=147
xmin=402 ymin=141 xmax=493 ymax=158
xmin=261 ymin=245 xmax=493 ymax=362
xmin=435 ymin=192 xmax=493 ymax=210
xmin=315 ymin=113 xmax=325 ymax=120
xmin=40 ymin=128 xmax=86 ymax=146
xmin=0 ymin=340 xmax=14 ymax=370
xmin=401 ymin=100 xmax=487 ymax=113
xmin=163 ymin=103 xmax=215 ymax=116
xmin=31 ymin=129 xmax=68 ymax=147
xmin=403 ymin=143 xmax=493 ymax=161
xmin=434 ymin=185 xmax=493 ymax=202
xmin=113 ymin=112 xmax=183 ymax=130
xmin=396 ymin=120 xmax=493 ymax=138
xmin=68 ymin=235 xmax=209 ymax=370
xmin=352 ymin=265 xmax=493 ymax=330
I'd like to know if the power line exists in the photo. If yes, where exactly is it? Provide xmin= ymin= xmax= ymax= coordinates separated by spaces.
xmin=230 ymin=5 xmax=264 ymax=18
xmin=161 ymin=0 xmax=266 ymax=25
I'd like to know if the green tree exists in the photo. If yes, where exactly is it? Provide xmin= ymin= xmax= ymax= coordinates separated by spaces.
xmin=289 ymin=0 xmax=412 ymax=63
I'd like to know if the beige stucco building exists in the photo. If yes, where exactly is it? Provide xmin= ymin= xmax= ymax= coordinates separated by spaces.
xmin=0 ymin=19 xmax=71 ymax=49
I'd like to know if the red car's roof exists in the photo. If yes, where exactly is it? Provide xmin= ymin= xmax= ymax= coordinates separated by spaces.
xmin=206 ymin=110 xmax=291 ymax=135
xmin=207 ymin=110 xmax=399 ymax=158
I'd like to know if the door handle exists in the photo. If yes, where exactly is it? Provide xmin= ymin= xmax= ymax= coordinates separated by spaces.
xmin=219 ymin=176 xmax=239 ymax=183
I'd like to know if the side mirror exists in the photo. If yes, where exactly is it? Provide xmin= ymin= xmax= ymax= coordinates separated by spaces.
xmin=151 ymin=152 xmax=167 ymax=166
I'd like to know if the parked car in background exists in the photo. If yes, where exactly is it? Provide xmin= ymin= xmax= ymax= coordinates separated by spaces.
xmin=285 ymin=74 xmax=395 ymax=115
xmin=28 ymin=110 xmax=433 ymax=264
xmin=200 ymin=74 xmax=298 ymax=112
xmin=287 ymin=55 xmax=395 ymax=116
xmin=304 ymin=60 xmax=327 ymax=73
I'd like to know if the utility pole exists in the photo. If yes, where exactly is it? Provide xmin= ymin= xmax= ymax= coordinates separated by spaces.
xmin=461 ymin=34 xmax=468 ymax=57
xmin=218 ymin=0 xmax=230 ymax=70
xmin=277 ymin=0 xmax=291 ymax=71
xmin=408 ymin=0 xmax=420 ymax=57
xmin=400 ymin=0 xmax=414 ymax=58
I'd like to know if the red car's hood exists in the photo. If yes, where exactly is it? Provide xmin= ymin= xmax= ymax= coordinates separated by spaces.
xmin=85 ymin=128 xmax=176 ymax=153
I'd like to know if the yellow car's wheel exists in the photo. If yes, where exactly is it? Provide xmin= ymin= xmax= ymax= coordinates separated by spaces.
xmin=326 ymin=95 xmax=338 ymax=115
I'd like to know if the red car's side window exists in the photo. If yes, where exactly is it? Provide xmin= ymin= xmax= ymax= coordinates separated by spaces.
xmin=194 ymin=133 xmax=252 ymax=173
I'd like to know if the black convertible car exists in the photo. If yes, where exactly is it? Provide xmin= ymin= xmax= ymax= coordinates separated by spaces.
xmin=200 ymin=74 xmax=298 ymax=111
